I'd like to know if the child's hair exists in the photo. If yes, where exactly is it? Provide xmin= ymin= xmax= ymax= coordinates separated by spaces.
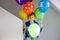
xmin=28 ymin=12 xmax=34 ymax=18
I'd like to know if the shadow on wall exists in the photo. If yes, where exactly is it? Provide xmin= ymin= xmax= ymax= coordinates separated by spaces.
xmin=0 ymin=0 xmax=22 ymax=17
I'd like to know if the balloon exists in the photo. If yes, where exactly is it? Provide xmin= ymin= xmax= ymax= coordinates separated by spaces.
xmin=26 ymin=0 xmax=32 ymax=2
xmin=39 ymin=0 xmax=50 ymax=13
xmin=16 ymin=0 xmax=27 ymax=5
xmin=19 ymin=8 xmax=27 ymax=20
xmin=24 ymin=2 xmax=34 ymax=15
xmin=34 ymin=8 xmax=44 ymax=21
xmin=16 ymin=0 xmax=33 ymax=5
xmin=28 ymin=23 xmax=40 ymax=38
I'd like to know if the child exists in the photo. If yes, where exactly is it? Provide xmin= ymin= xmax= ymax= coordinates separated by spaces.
xmin=23 ymin=12 xmax=43 ymax=40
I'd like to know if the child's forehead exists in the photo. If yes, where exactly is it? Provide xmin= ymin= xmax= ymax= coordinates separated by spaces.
xmin=28 ymin=14 xmax=34 ymax=18
xmin=30 ymin=15 xmax=34 ymax=16
xmin=29 ymin=15 xmax=34 ymax=17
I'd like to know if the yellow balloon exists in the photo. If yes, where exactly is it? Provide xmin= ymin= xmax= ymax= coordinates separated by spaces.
xmin=19 ymin=8 xmax=27 ymax=20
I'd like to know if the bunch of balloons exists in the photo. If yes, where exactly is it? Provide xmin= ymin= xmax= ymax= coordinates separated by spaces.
xmin=16 ymin=0 xmax=50 ymax=21
xmin=16 ymin=0 xmax=34 ymax=20
xmin=34 ymin=0 xmax=50 ymax=21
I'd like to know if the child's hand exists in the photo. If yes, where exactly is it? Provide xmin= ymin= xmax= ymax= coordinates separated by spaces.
xmin=23 ymin=25 xmax=26 ymax=29
xmin=23 ymin=25 xmax=26 ymax=34
xmin=40 ymin=22 xmax=44 ymax=28
xmin=40 ymin=22 xmax=44 ymax=32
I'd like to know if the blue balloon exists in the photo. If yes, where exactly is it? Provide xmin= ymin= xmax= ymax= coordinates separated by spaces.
xmin=39 ymin=0 xmax=50 ymax=13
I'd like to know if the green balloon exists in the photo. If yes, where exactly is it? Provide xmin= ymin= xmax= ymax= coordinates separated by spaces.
xmin=28 ymin=23 xmax=40 ymax=38
xmin=34 ymin=8 xmax=44 ymax=21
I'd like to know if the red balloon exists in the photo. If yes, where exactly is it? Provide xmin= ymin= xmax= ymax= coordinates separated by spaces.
xmin=24 ymin=2 xmax=34 ymax=15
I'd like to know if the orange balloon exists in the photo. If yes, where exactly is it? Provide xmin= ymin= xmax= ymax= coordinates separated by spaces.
xmin=24 ymin=2 xmax=34 ymax=15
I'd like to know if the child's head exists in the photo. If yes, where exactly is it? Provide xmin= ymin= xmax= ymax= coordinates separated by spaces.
xmin=28 ymin=12 xmax=35 ymax=21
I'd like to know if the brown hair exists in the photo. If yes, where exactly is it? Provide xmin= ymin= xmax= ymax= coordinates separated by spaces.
xmin=28 ymin=12 xmax=34 ymax=19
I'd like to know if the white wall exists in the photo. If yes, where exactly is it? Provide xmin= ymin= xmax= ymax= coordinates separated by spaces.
xmin=50 ymin=0 xmax=60 ymax=14
xmin=0 ymin=0 xmax=60 ymax=40
xmin=0 ymin=7 xmax=23 ymax=40
xmin=50 ymin=0 xmax=60 ymax=10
